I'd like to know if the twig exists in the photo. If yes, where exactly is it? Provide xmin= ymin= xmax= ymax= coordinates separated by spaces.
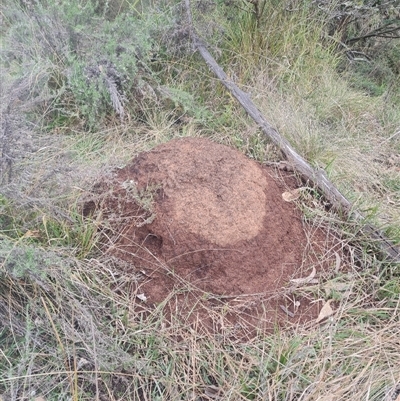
xmin=346 ymin=24 xmax=400 ymax=44
xmin=380 ymin=130 xmax=400 ymax=146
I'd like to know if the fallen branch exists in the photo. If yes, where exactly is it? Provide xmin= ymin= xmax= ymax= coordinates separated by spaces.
xmin=184 ymin=0 xmax=400 ymax=263
xmin=346 ymin=23 xmax=400 ymax=44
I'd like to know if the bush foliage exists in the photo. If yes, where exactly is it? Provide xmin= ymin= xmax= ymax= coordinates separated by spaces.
xmin=1 ymin=0 xmax=171 ymax=130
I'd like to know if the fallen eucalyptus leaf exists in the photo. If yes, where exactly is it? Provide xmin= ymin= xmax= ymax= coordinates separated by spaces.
xmin=316 ymin=300 xmax=334 ymax=323
xmin=290 ymin=267 xmax=317 ymax=285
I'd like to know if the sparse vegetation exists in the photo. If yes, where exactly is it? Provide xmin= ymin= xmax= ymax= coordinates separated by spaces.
xmin=1 ymin=0 xmax=399 ymax=400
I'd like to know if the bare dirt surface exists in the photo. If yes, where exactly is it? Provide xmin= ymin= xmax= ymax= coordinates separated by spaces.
xmin=88 ymin=137 xmax=337 ymax=335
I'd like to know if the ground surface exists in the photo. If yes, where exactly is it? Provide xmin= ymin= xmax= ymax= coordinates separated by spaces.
xmin=89 ymin=137 xmax=336 ymax=333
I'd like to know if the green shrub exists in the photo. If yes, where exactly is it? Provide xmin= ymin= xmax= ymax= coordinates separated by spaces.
xmin=1 ymin=0 xmax=171 ymax=130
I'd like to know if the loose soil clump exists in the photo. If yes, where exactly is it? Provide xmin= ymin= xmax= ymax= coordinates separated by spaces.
xmin=88 ymin=137 xmax=335 ymax=333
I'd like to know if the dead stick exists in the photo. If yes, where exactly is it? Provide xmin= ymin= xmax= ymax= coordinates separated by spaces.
xmin=184 ymin=0 xmax=400 ymax=263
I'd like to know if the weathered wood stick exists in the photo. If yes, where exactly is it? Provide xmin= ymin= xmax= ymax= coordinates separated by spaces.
xmin=184 ymin=0 xmax=400 ymax=262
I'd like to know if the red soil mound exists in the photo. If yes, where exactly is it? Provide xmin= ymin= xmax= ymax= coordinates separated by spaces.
xmin=88 ymin=137 xmax=334 ymax=333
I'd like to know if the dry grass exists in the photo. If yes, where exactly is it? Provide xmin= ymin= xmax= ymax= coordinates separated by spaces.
xmin=1 ymin=223 xmax=399 ymax=400
xmin=238 ymin=66 xmax=400 ymax=240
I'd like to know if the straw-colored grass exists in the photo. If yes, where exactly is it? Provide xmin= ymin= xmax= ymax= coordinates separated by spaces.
xmin=1 ymin=227 xmax=399 ymax=400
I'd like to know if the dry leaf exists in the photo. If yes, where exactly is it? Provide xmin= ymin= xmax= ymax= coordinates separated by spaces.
xmin=23 ymin=230 xmax=41 ymax=238
xmin=34 ymin=397 xmax=46 ymax=401
xmin=137 ymin=293 xmax=147 ymax=302
xmin=290 ymin=267 xmax=317 ymax=285
xmin=334 ymin=252 xmax=341 ymax=272
xmin=282 ymin=188 xmax=302 ymax=202
xmin=316 ymin=300 xmax=334 ymax=323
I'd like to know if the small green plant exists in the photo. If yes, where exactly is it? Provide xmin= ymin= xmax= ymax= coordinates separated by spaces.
xmin=39 ymin=210 xmax=100 ymax=258
xmin=377 ymin=280 xmax=400 ymax=303
xmin=0 ymin=197 xmax=99 ymax=260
